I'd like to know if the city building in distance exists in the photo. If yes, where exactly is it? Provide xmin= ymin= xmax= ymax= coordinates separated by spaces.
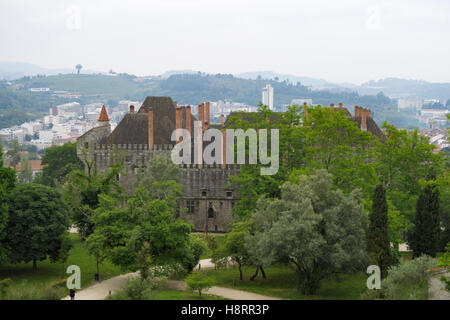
xmin=262 ymin=84 xmax=274 ymax=110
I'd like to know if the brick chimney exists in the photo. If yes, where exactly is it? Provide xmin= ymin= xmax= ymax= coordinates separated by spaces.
xmin=176 ymin=107 xmax=182 ymax=143
xmin=354 ymin=106 xmax=360 ymax=117
xmin=338 ymin=102 xmax=343 ymax=109
xmin=330 ymin=103 xmax=334 ymax=108
xmin=198 ymin=103 xmax=204 ymax=132
xmin=148 ymin=108 xmax=154 ymax=149
xmin=220 ymin=114 xmax=224 ymax=126
xmin=204 ymin=102 xmax=210 ymax=130
xmin=130 ymin=105 xmax=135 ymax=114
xmin=186 ymin=106 xmax=191 ymax=135
xmin=222 ymin=127 xmax=226 ymax=169
xmin=361 ymin=108 xmax=367 ymax=131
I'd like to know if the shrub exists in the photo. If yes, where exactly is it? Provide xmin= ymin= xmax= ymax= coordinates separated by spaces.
xmin=185 ymin=271 xmax=215 ymax=297
xmin=0 ymin=278 xmax=11 ymax=298
xmin=108 ymin=276 xmax=167 ymax=300
xmin=362 ymin=255 xmax=438 ymax=300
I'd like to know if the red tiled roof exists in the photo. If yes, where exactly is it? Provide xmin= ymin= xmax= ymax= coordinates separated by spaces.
xmin=14 ymin=160 xmax=44 ymax=171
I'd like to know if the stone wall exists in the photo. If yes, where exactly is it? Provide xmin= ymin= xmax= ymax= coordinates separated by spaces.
xmin=77 ymin=140 xmax=238 ymax=232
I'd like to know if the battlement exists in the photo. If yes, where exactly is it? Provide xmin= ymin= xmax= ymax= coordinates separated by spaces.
xmin=93 ymin=143 xmax=175 ymax=151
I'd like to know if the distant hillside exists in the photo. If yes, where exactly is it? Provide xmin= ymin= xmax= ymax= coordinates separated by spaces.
xmin=236 ymin=70 xmax=353 ymax=89
xmin=0 ymin=62 xmax=101 ymax=80
xmin=0 ymin=72 xmax=421 ymax=129
xmin=358 ymin=78 xmax=450 ymax=102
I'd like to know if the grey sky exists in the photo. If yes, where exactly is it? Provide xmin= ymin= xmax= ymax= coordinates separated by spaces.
xmin=0 ymin=0 xmax=449 ymax=84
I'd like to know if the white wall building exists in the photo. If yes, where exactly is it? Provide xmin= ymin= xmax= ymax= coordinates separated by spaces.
xmin=262 ymin=84 xmax=274 ymax=110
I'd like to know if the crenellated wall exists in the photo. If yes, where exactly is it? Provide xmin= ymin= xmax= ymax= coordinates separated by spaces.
xmin=76 ymin=139 xmax=238 ymax=232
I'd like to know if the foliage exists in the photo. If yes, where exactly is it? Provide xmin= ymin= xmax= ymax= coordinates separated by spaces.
xmin=63 ymin=158 xmax=124 ymax=240
xmin=227 ymin=105 xmax=303 ymax=220
xmin=214 ymin=221 xmax=254 ymax=280
xmin=0 ymin=278 xmax=11 ymax=298
xmin=17 ymin=156 xmax=33 ymax=183
xmin=301 ymin=104 xmax=378 ymax=197
xmin=367 ymin=184 xmax=392 ymax=278
xmin=1 ymin=183 xmax=70 ymax=271
xmin=108 ymin=275 xmax=167 ymax=300
xmin=0 ymin=143 xmax=16 ymax=264
xmin=136 ymin=154 xmax=181 ymax=213
xmin=57 ymin=232 xmax=73 ymax=276
xmin=411 ymin=180 xmax=440 ymax=258
xmin=0 ymin=233 xmax=123 ymax=299
xmin=188 ymin=234 xmax=207 ymax=270
xmin=439 ymin=242 xmax=450 ymax=268
xmin=363 ymin=255 xmax=437 ymax=300
xmin=439 ymin=243 xmax=450 ymax=292
xmin=37 ymin=142 xmax=83 ymax=186
xmin=247 ymin=170 xmax=368 ymax=294
xmin=376 ymin=123 xmax=441 ymax=226
xmin=185 ymin=271 xmax=215 ymax=297
xmin=88 ymin=187 xmax=197 ymax=276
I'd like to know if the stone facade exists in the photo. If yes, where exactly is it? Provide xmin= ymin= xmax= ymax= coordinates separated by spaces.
xmin=77 ymin=97 xmax=237 ymax=232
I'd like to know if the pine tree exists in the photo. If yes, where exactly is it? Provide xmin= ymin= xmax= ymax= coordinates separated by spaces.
xmin=367 ymin=183 xmax=391 ymax=278
xmin=412 ymin=182 xmax=440 ymax=258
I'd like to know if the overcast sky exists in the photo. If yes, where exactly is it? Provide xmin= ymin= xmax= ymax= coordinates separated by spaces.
xmin=0 ymin=0 xmax=449 ymax=84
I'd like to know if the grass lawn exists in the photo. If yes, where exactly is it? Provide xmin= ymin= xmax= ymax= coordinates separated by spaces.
xmin=204 ymin=264 xmax=367 ymax=300
xmin=0 ymin=233 xmax=123 ymax=299
xmin=154 ymin=289 xmax=228 ymax=300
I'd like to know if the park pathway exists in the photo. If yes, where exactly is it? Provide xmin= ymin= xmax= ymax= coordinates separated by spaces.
xmin=165 ymin=280 xmax=281 ymax=300
xmin=428 ymin=271 xmax=450 ymax=300
xmin=61 ymin=258 xmax=279 ymax=300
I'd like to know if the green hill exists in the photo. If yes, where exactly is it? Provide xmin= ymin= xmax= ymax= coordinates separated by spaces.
xmin=0 ymin=73 xmax=421 ymax=129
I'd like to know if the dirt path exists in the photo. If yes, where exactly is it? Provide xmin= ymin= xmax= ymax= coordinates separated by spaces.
xmin=61 ymin=258 xmax=277 ymax=300
xmin=166 ymin=280 xmax=281 ymax=300
xmin=428 ymin=272 xmax=450 ymax=300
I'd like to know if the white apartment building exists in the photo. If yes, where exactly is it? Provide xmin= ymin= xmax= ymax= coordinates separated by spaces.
xmin=262 ymin=84 xmax=274 ymax=110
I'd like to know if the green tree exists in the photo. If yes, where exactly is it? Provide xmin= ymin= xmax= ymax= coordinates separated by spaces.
xmin=85 ymin=232 xmax=108 ymax=278
xmin=367 ymin=183 xmax=391 ymax=278
xmin=88 ymin=187 xmax=197 ymax=276
xmin=411 ymin=180 xmax=440 ymax=258
xmin=38 ymin=142 xmax=83 ymax=186
xmin=57 ymin=232 xmax=73 ymax=277
xmin=363 ymin=255 xmax=437 ymax=300
xmin=376 ymin=123 xmax=442 ymax=224
xmin=1 ymin=184 xmax=70 ymax=271
xmin=185 ymin=271 xmax=215 ymax=297
xmin=227 ymin=105 xmax=304 ymax=220
xmin=136 ymin=154 xmax=181 ymax=212
xmin=18 ymin=156 xmax=33 ymax=183
xmin=302 ymin=104 xmax=378 ymax=197
xmin=248 ymin=170 xmax=368 ymax=294
xmin=6 ymin=139 xmax=20 ymax=170
xmin=63 ymin=158 xmax=124 ymax=240
xmin=0 ymin=141 xmax=16 ymax=264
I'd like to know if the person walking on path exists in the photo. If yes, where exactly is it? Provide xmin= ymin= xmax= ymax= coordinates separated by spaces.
xmin=69 ymin=289 xmax=76 ymax=300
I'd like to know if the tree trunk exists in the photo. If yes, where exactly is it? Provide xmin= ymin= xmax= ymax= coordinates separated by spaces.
xmin=260 ymin=266 xmax=266 ymax=279
xmin=96 ymin=259 xmax=99 ymax=274
xmin=238 ymin=263 xmax=243 ymax=280
xmin=250 ymin=267 xmax=259 ymax=281
xmin=33 ymin=259 xmax=37 ymax=272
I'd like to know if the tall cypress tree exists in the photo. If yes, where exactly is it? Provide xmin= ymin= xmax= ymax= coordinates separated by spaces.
xmin=412 ymin=182 xmax=440 ymax=258
xmin=367 ymin=183 xmax=391 ymax=278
